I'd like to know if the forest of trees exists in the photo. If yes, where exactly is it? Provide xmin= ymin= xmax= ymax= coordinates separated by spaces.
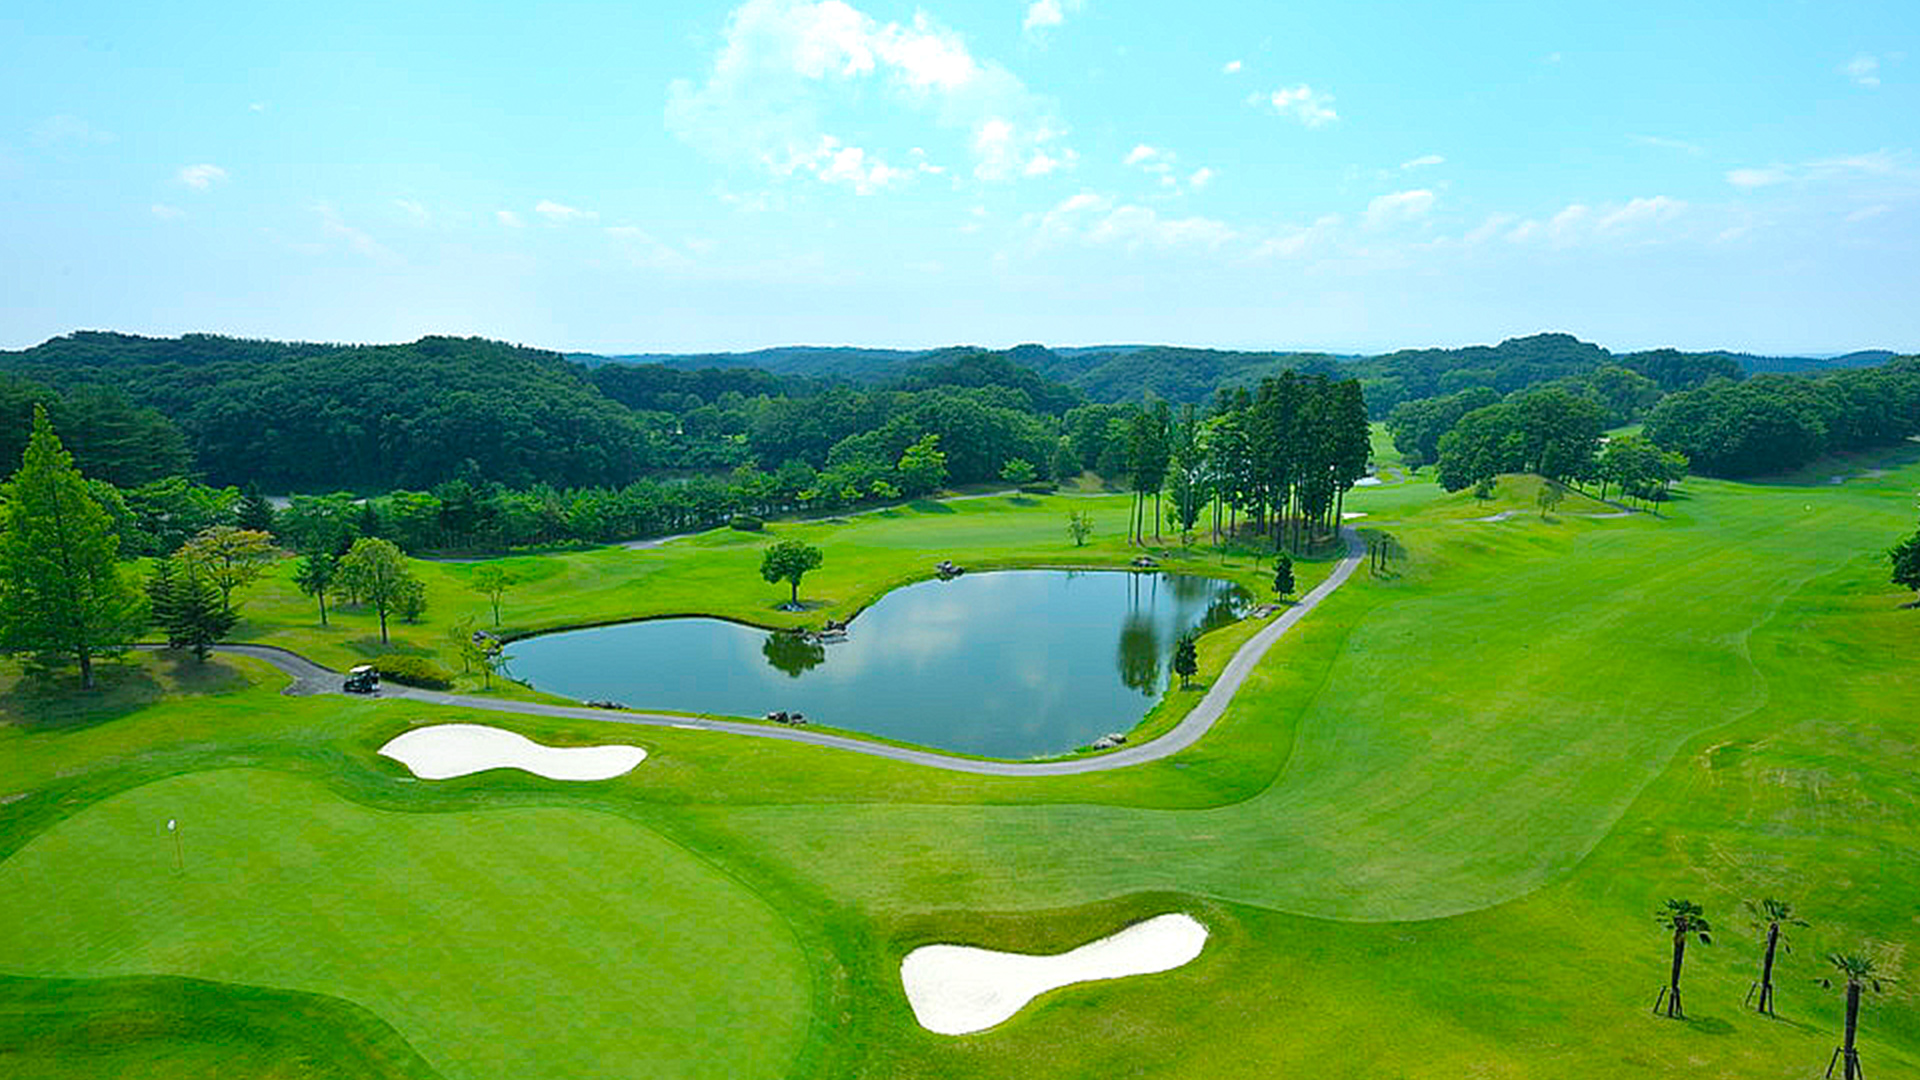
xmin=1645 ymin=358 xmax=1920 ymax=477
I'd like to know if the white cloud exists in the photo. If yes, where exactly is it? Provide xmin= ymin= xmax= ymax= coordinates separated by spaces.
xmin=393 ymin=198 xmax=430 ymax=224
xmin=1463 ymin=213 xmax=1515 ymax=245
xmin=248 ymin=102 xmax=270 ymax=113
xmin=1036 ymin=191 xmax=1233 ymax=250
xmin=1188 ymin=167 xmax=1213 ymax=189
xmin=1124 ymin=143 xmax=1163 ymax=166
xmin=1502 ymin=196 xmax=1685 ymax=248
xmin=1846 ymin=204 xmax=1890 ymax=223
xmin=1844 ymin=54 xmax=1880 ymax=88
xmin=534 ymin=199 xmax=596 ymax=222
xmin=1630 ymin=134 xmax=1703 ymax=156
xmin=177 ymin=163 xmax=228 ymax=189
xmin=1727 ymin=165 xmax=1790 ymax=188
xmin=150 ymin=204 xmax=186 ymax=221
xmin=1596 ymin=195 xmax=1685 ymax=231
xmin=667 ymin=0 xmax=1070 ymax=188
xmin=1254 ymin=84 xmax=1338 ymax=127
xmin=1364 ymin=188 xmax=1435 ymax=228
xmin=1023 ymin=0 xmax=1083 ymax=35
xmin=496 ymin=209 xmax=526 ymax=228
xmin=1222 ymin=59 xmax=1242 ymax=75
xmin=1399 ymin=154 xmax=1445 ymax=170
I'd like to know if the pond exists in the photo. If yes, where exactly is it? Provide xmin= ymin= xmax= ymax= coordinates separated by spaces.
xmin=507 ymin=570 xmax=1252 ymax=758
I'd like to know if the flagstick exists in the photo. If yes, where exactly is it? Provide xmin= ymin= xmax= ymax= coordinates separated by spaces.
xmin=168 ymin=818 xmax=182 ymax=872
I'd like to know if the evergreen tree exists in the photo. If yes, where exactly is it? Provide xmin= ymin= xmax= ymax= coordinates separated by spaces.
xmin=147 ymin=558 xmax=236 ymax=662
xmin=0 ymin=406 xmax=146 ymax=688
xmin=1272 ymin=554 xmax=1296 ymax=598
xmin=236 ymin=482 xmax=278 ymax=535
xmin=1172 ymin=633 xmax=1198 ymax=689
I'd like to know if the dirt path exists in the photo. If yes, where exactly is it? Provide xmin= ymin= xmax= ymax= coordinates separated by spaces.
xmin=211 ymin=530 xmax=1367 ymax=776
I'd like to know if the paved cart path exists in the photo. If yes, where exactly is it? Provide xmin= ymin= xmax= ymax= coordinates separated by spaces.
xmin=211 ymin=529 xmax=1366 ymax=777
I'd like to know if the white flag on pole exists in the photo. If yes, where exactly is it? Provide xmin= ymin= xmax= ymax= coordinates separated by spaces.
xmin=167 ymin=819 xmax=176 ymax=831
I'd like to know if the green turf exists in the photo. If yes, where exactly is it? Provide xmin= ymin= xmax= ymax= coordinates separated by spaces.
xmin=5 ymin=460 xmax=1919 ymax=1078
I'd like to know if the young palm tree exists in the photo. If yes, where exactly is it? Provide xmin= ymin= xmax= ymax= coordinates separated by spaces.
xmin=1744 ymin=898 xmax=1808 ymax=1016
xmin=1653 ymin=898 xmax=1712 ymax=1018
xmin=1819 ymin=953 xmax=1892 ymax=1080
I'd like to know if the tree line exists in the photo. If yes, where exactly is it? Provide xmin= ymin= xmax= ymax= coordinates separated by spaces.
xmin=1645 ymin=357 xmax=1920 ymax=478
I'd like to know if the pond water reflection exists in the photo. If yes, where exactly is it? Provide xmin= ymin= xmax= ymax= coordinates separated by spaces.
xmin=507 ymin=570 xmax=1250 ymax=758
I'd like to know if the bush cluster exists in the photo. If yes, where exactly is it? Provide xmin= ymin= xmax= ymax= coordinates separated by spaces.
xmin=370 ymin=654 xmax=455 ymax=690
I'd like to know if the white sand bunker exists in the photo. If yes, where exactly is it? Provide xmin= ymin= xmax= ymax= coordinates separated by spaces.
xmin=378 ymin=724 xmax=646 ymax=781
xmin=900 ymin=913 xmax=1207 ymax=1035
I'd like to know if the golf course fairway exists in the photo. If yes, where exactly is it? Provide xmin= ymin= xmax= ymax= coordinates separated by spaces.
xmin=2 ymin=462 xmax=1917 ymax=1078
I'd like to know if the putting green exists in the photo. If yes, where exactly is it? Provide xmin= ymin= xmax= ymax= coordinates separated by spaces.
xmin=0 ymin=769 xmax=809 ymax=1080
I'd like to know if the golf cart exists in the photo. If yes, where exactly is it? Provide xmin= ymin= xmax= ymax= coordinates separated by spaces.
xmin=343 ymin=664 xmax=380 ymax=694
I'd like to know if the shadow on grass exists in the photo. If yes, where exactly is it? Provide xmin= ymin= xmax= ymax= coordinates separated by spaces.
xmin=908 ymin=499 xmax=958 ymax=514
xmin=0 ymin=653 xmax=245 ymax=733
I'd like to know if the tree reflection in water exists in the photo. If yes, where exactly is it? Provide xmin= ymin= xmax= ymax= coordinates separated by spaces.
xmin=762 ymin=631 xmax=826 ymax=678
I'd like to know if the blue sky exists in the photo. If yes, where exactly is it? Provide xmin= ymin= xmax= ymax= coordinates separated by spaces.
xmin=2 ymin=0 xmax=1915 ymax=354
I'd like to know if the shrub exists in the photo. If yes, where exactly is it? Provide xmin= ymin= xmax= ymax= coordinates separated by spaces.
xmin=729 ymin=514 xmax=765 ymax=532
xmin=371 ymin=654 xmax=455 ymax=690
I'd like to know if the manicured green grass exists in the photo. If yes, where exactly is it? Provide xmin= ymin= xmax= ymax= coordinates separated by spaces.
xmin=0 ymin=769 xmax=811 ymax=1080
xmin=223 ymin=492 xmax=1334 ymax=694
xmin=5 ymin=457 xmax=1919 ymax=1078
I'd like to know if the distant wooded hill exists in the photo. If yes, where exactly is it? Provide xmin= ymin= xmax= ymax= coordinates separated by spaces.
xmin=571 ymin=335 xmax=1900 ymax=413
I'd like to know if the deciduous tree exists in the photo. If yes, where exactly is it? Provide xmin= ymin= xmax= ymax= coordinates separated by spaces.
xmin=471 ymin=566 xmax=515 ymax=626
xmin=336 ymin=536 xmax=419 ymax=644
xmin=760 ymin=538 xmax=824 ymax=607
xmin=178 ymin=525 xmax=276 ymax=613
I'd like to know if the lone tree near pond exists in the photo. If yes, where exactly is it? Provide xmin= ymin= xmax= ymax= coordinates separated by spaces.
xmin=470 ymin=565 xmax=515 ymax=626
xmin=337 ymin=536 xmax=421 ymax=644
xmin=1744 ymin=897 xmax=1808 ymax=1017
xmin=1820 ymin=952 xmax=1892 ymax=1080
xmin=1272 ymin=553 xmax=1295 ymax=599
xmin=1172 ymin=633 xmax=1198 ymax=689
xmin=1654 ymin=898 xmax=1712 ymax=1019
xmin=0 ymin=406 xmax=145 ymax=689
xmin=761 ymin=539 xmax=824 ymax=607
xmin=1067 ymin=510 xmax=1093 ymax=547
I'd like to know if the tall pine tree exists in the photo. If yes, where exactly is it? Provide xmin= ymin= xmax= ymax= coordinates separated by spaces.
xmin=0 ymin=406 xmax=146 ymax=688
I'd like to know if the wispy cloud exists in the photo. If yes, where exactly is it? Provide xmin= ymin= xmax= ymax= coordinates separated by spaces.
xmin=1364 ymin=189 xmax=1435 ymax=228
xmin=534 ymin=199 xmax=596 ymax=222
xmin=605 ymin=226 xmax=693 ymax=270
xmin=1843 ymin=54 xmax=1881 ymax=88
xmin=1188 ymin=167 xmax=1214 ymax=189
xmin=1222 ymin=59 xmax=1242 ymax=75
xmin=496 ymin=209 xmax=526 ymax=228
xmin=150 ymin=204 xmax=186 ymax=221
xmin=1726 ymin=150 xmax=1913 ymax=188
xmin=1502 ymin=196 xmax=1686 ymax=248
xmin=667 ymin=0 xmax=1070 ymax=189
xmin=1846 ymin=204 xmax=1890 ymax=223
xmin=1399 ymin=154 xmax=1445 ymax=170
xmin=312 ymin=203 xmax=398 ymax=263
xmin=1034 ymin=191 xmax=1234 ymax=250
xmin=392 ymin=198 xmax=430 ymax=224
xmin=177 ymin=163 xmax=229 ymax=189
xmin=1252 ymin=84 xmax=1338 ymax=128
